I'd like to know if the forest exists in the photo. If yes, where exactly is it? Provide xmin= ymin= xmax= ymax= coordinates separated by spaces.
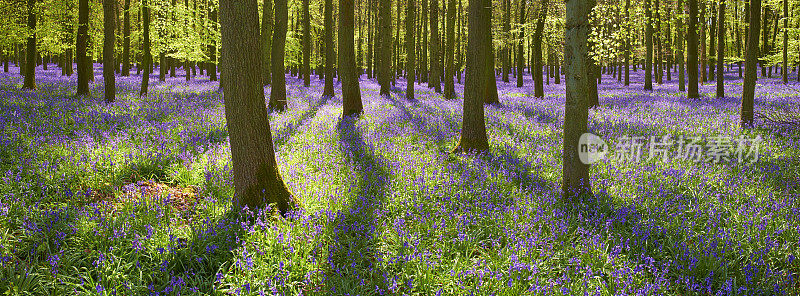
xmin=0 ymin=0 xmax=799 ymax=294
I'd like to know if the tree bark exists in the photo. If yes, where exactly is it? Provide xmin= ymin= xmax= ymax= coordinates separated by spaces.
xmin=269 ymin=0 xmax=288 ymax=111
xmin=453 ymin=0 xmax=491 ymax=153
xmin=516 ymin=0 xmax=526 ymax=87
xmin=103 ymin=0 xmax=116 ymax=103
xmin=562 ymin=0 xmax=594 ymax=199
xmin=378 ymin=0 xmax=392 ymax=95
xmin=219 ymin=0 xmax=294 ymax=214
xmin=741 ymin=0 xmax=760 ymax=128
xmin=444 ymin=0 xmax=456 ymax=99
xmin=323 ymin=0 xmax=335 ymax=96
xmin=645 ymin=0 xmax=654 ymax=90
xmin=429 ymin=0 xmax=442 ymax=92
xmin=677 ymin=0 xmax=685 ymax=91
xmin=140 ymin=0 xmax=151 ymax=96
xmin=782 ymin=0 xmax=788 ymax=83
xmin=76 ymin=0 xmax=90 ymax=95
xmin=261 ymin=0 xmax=273 ymax=85
xmin=302 ymin=0 xmax=311 ymax=86
xmin=687 ymin=0 xmax=699 ymax=98
xmin=340 ymin=0 xmax=363 ymax=116
xmin=22 ymin=0 xmax=37 ymax=90
xmin=533 ymin=0 xmax=547 ymax=96
xmin=716 ymin=0 xmax=725 ymax=98
xmin=502 ymin=0 xmax=510 ymax=82
xmin=406 ymin=0 xmax=416 ymax=100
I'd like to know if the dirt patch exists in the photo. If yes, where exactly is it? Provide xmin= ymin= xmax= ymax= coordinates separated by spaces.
xmin=120 ymin=180 xmax=199 ymax=213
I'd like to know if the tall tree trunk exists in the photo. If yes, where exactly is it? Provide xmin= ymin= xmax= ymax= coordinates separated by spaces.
xmin=687 ymin=0 xmax=699 ymax=98
xmin=22 ymin=0 xmax=37 ymax=89
xmin=656 ymin=0 xmax=663 ymax=84
xmin=103 ymin=0 xmax=116 ymax=103
xmin=378 ymin=0 xmax=392 ymax=95
xmin=502 ymin=0 xmax=510 ymax=82
xmin=340 ymin=0 xmax=363 ymax=116
xmin=677 ymin=0 xmax=685 ymax=91
xmin=716 ymin=0 xmax=725 ymax=98
xmin=782 ymin=0 xmax=788 ymax=83
xmin=709 ymin=4 xmax=717 ymax=80
xmin=700 ymin=2 xmax=707 ymax=82
xmin=444 ymin=0 xmax=456 ymax=99
xmin=302 ymin=0 xmax=311 ymax=86
xmin=453 ymin=0 xmax=491 ymax=153
xmin=645 ymin=0 xmax=654 ymax=90
xmin=122 ymin=0 xmax=130 ymax=76
xmin=406 ymin=0 xmax=416 ymax=100
xmin=760 ymin=7 xmax=769 ymax=76
xmin=261 ymin=0 xmax=273 ymax=85
xmin=533 ymin=0 xmax=547 ymax=96
xmin=269 ymin=0 xmax=288 ymax=111
xmin=323 ymin=0 xmax=335 ymax=96
xmin=429 ymin=0 xmax=442 ymax=92
xmin=77 ymin=0 xmax=90 ymax=95
xmin=742 ymin=0 xmax=760 ymax=128
xmin=219 ymin=0 xmax=294 ymax=214
xmin=563 ymin=0 xmax=594 ymax=199
xmin=140 ymin=0 xmax=151 ymax=96
xmin=624 ymin=0 xmax=630 ymax=85
xmin=516 ymin=0 xmax=526 ymax=87
xmin=209 ymin=4 xmax=218 ymax=81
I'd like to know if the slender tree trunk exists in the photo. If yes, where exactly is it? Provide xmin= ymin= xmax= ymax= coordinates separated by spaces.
xmin=219 ymin=0 xmax=294 ymax=213
xmin=516 ymin=0 xmax=526 ymax=87
xmin=429 ymin=0 xmax=442 ymax=92
xmin=688 ymin=0 xmax=699 ymax=98
xmin=502 ymin=0 xmax=510 ymax=82
xmin=140 ymin=0 xmax=151 ymax=96
xmin=717 ymin=0 xmax=725 ymax=97
xmin=261 ymin=0 xmax=273 ymax=85
xmin=709 ymin=4 xmax=717 ymax=80
xmin=269 ymin=0 xmax=288 ymax=111
xmin=782 ymin=0 xmax=788 ymax=83
xmin=22 ymin=0 xmax=37 ymax=89
xmin=76 ymin=0 xmax=90 ymax=95
xmin=677 ymin=0 xmax=685 ymax=91
xmin=209 ymin=5 xmax=218 ymax=81
xmin=533 ymin=0 xmax=547 ymax=96
xmin=406 ymin=0 xmax=416 ymax=100
xmin=323 ymin=0 xmax=335 ymax=96
xmin=103 ymin=0 xmax=116 ymax=103
xmin=645 ymin=0 xmax=653 ymax=90
xmin=378 ymin=0 xmax=392 ymax=95
xmin=444 ymin=0 xmax=456 ymax=99
xmin=453 ymin=0 xmax=491 ymax=153
xmin=302 ymin=0 xmax=311 ymax=86
xmin=741 ymin=0 xmax=760 ymax=128
xmin=563 ymin=0 xmax=594 ymax=199
xmin=624 ymin=0 xmax=630 ymax=85
xmin=340 ymin=0 xmax=363 ymax=116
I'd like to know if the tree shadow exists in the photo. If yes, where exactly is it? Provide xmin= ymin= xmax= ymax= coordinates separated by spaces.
xmin=321 ymin=115 xmax=392 ymax=294
xmin=272 ymin=95 xmax=330 ymax=148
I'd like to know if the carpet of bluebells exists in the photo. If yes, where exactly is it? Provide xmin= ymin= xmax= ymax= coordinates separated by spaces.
xmin=0 ymin=64 xmax=798 ymax=295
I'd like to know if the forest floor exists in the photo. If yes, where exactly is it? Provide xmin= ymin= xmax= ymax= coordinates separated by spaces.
xmin=0 ymin=65 xmax=799 ymax=295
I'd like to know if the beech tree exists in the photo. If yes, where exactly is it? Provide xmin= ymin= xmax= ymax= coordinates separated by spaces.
xmin=323 ymin=0 xmax=335 ymax=97
xmin=140 ymin=0 xmax=151 ymax=96
xmin=406 ymin=0 xmax=416 ymax=100
xmin=269 ymin=0 xmax=288 ymax=111
xmin=687 ymin=0 xmax=699 ymax=99
xmin=219 ymin=0 xmax=294 ymax=213
xmin=261 ymin=0 xmax=273 ymax=85
xmin=22 ymin=0 xmax=36 ymax=90
xmin=741 ymin=0 xmax=760 ymax=128
xmin=340 ymin=0 xmax=363 ymax=116
xmin=443 ymin=0 xmax=456 ymax=99
xmin=103 ymin=0 xmax=116 ymax=103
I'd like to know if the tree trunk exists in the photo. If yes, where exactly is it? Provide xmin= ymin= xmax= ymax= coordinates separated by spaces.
xmin=453 ymin=0 xmax=491 ymax=153
xmin=716 ymin=0 xmax=725 ymax=98
xmin=562 ymin=0 xmax=594 ymax=199
xmin=429 ymin=0 xmax=442 ymax=92
xmin=22 ymin=0 xmax=37 ymax=89
xmin=444 ymin=0 xmax=456 ymax=99
xmin=782 ymin=0 xmax=787 ymax=83
xmin=741 ymin=0 xmax=759 ymax=128
xmin=122 ymin=0 xmax=130 ymax=76
xmin=269 ymin=0 xmax=288 ymax=111
xmin=76 ymin=0 xmax=90 ymax=95
xmin=302 ymin=0 xmax=311 ymax=86
xmin=516 ymin=0 xmax=526 ymax=87
xmin=502 ymin=0 xmax=510 ymax=82
xmin=140 ymin=0 xmax=151 ymax=96
xmin=219 ymin=0 xmax=294 ymax=214
xmin=378 ymin=0 xmax=392 ymax=95
xmin=261 ymin=0 xmax=273 ymax=85
xmin=533 ymin=0 xmax=547 ymax=96
xmin=209 ymin=5 xmax=218 ymax=81
xmin=103 ymin=0 xmax=116 ymax=103
xmin=406 ymin=0 xmax=416 ymax=100
xmin=687 ymin=0 xmax=699 ymax=98
xmin=340 ymin=0 xmax=363 ymax=116
xmin=323 ymin=0 xmax=335 ymax=97
xmin=645 ymin=0 xmax=653 ymax=90
xmin=677 ymin=0 xmax=685 ymax=91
